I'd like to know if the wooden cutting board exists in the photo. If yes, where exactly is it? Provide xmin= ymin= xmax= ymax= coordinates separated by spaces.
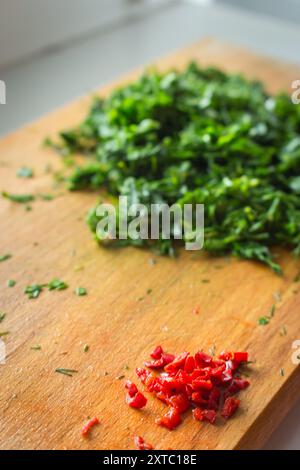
xmin=1 ymin=38 xmax=300 ymax=450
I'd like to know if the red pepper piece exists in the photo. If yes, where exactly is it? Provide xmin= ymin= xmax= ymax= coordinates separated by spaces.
xmin=156 ymin=407 xmax=182 ymax=430
xmin=134 ymin=436 xmax=153 ymax=450
xmin=195 ymin=351 xmax=212 ymax=367
xmin=221 ymin=397 xmax=240 ymax=419
xmin=126 ymin=391 xmax=147 ymax=409
xmin=218 ymin=351 xmax=233 ymax=361
xmin=81 ymin=417 xmax=100 ymax=437
xmin=233 ymin=352 xmax=248 ymax=363
xmin=210 ymin=364 xmax=226 ymax=378
xmin=136 ymin=367 xmax=151 ymax=384
xmin=145 ymin=353 xmax=175 ymax=370
xmin=184 ymin=355 xmax=196 ymax=373
xmin=164 ymin=352 xmax=189 ymax=374
xmin=191 ymin=392 xmax=208 ymax=406
xmin=168 ymin=393 xmax=190 ymax=413
xmin=208 ymin=387 xmax=221 ymax=411
xmin=227 ymin=378 xmax=250 ymax=395
xmin=124 ymin=380 xmax=138 ymax=397
xmin=192 ymin=378 xmax=213 ymax=391
xmin=150 ymin=345 xmax=163 ymax=360
xmin=193 ymin=408 xmax=216 ymax=424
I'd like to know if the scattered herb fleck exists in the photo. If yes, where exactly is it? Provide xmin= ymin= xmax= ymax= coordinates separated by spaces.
xmin=48 ymin=279 xmax=68 ymax=291
xmin=7 ymin=279 xmax=16 ymax=288
xmin=0 ymin=254 xmax=12 ymax=262
xmin=279 ymin=326 xmax=287 ymax=336
xmin=201 ymin=279 xmax=210 ymax=283
xmin=0 ymin=312 xmax=6 ymax=323
xmin=55 ymin=368 xmax=78 ymax=377
xmin=83 ymin=344 xmax=89 ymax=353
xmin=258 ymin=317 xmax=270 ymax=326
xmin=293 ymin=271 xmax=300 ymax=282
xmin=0 ymin=331 xmax=10 ymax=338
xmin=2 ymin=191 xmax=35 ymax=203
xmin=280 ymin=367 xmax=285 ymax=377
xmin=269 ymin=304 xmax=276 ymax=317
xmin=75 ymin=287 xmax=87 ymax=296
xmin=31 ymin=345 xmax=41 ymax=351
xmin=17 ymin=166 xmax=34 ymax=178
xmin=24 ymin=283 xmax=46 ymax=299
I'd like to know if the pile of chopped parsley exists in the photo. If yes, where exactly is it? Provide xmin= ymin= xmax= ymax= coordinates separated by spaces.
xmin=52 ymin=63 xmax=300 ymax=273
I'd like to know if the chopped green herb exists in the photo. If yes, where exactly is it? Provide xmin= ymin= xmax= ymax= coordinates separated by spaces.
xmin=48 ymin=279 xmax=68 ymax=291
xmin=258 ymin=317 xmax=270 ymax=326
xmin=39 ymin=193 xmax=54 ymax=201
xmin=279 ymin=326 xmax=287 ymax=336
xmin=51 ymin=63 xmax=300 ymax=272
xmin=0 ymin=312 xmax=6 ymax=323
xmin=24 ymin=284 xmax=46 ymax=299
xmin=83 ymin=344 xmax=89 ymax=353
xmin=0 ymin=254 xmax=12 ymax=262
xmin=75 ymin=287 xmax=87 ymax=296
xmin=17 ymin=166 xmax=34 ymax=178
xmin=293 ymin=271 xmax=300 ymax=282
xmin=146 ymin=288 xmax=152 ymax=295
xmin=269 ymin=304 xmax=276 ymax=317
xmin=2 ymin=191 xmax=35 ymax=203
xmin=31 ymin=345 xmax=41 ymax=350
xmin=280 ymin=367 xmax=285 ymax=377
xmin=7 ymin=279 xmax=16 ymax=288
xmin=201 ymin=279 xmax=210 ymax=283
xmin=55 ymin=368 xmax=78 ymax=377
xmin=0 ymin=331 xmax=10 ymax=338
xmin=116 ymin=374 xmax=125 ymax=380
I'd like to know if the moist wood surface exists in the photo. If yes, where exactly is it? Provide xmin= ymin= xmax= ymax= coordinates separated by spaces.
xmin=0 ymin=38 xmax=300 ymax=450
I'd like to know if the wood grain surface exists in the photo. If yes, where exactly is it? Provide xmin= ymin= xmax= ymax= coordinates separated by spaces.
xmin=0 ymin=38 xmax=300 ymax=450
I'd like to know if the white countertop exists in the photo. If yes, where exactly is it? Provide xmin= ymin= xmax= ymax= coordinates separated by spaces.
xmin=0 ymin=0 xmax=299 ymax=449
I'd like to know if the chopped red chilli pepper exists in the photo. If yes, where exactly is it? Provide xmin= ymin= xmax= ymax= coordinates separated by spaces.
xmin=132 ymin=346 xmax=251 ymax=431
xmin=126 ymin=391 xmax=147 ymax=409
xmin=81 ymin=417 xmax=100 ymax=437
xmin=134 ymin=435 xmax=153 ymax=450
xmin=233 ymin=352 xmax=249 ymax=363
xmin=155 ymin=407 xmax=182 ymax=430
xmin=221 ymin=397 xmax=240 ymax=419
xmin=125 ymin=380 xmax=138 ymax=397
xmin=193 ymin=408 xmax=217 ymax=424
xmin=150 ymin=345 xmax=163 ymax=359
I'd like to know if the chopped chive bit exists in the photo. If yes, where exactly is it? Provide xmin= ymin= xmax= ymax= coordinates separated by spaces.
xmin=83 ymin=344 xmax=89 ymax=353
xmin=258 ymin=317 xmax=270 ymax=326
xmin=280 ymin=368 xmax=285 ymax=377
xmin=0 ymin=312 xmax=6 ymax=323
xmin=55 ymin=368 xmax=78 ymax=377
xmin=31 ymin=345 xmax=41 ymax=351
xmin=0 ymin=331 xmax=10 ymax=338
xmin=269 ymin=304 xmax=276 ymax=317
xmin=7 ymin=279 xmax=16 ymax=288
xmin=75 ymin=287 xmax=87 ymax=296
xmin=17 ymin=166 xmax=34 ymax=178
xmin=279 ymin=326 xmax=287 ymax=336
xmin=2 ymin=191 xmax=35 ymax=203
xmin=0 ymin=254 xmax=12 ymax=262
xmin=24 ymin=284 xmax=46 ymax=299
xmin=48 ymin=279 xmax=68 ymax=291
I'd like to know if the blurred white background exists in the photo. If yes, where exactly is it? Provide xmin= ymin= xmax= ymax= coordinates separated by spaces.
xmin=0 ymin=0 xmax=300 ymax=449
